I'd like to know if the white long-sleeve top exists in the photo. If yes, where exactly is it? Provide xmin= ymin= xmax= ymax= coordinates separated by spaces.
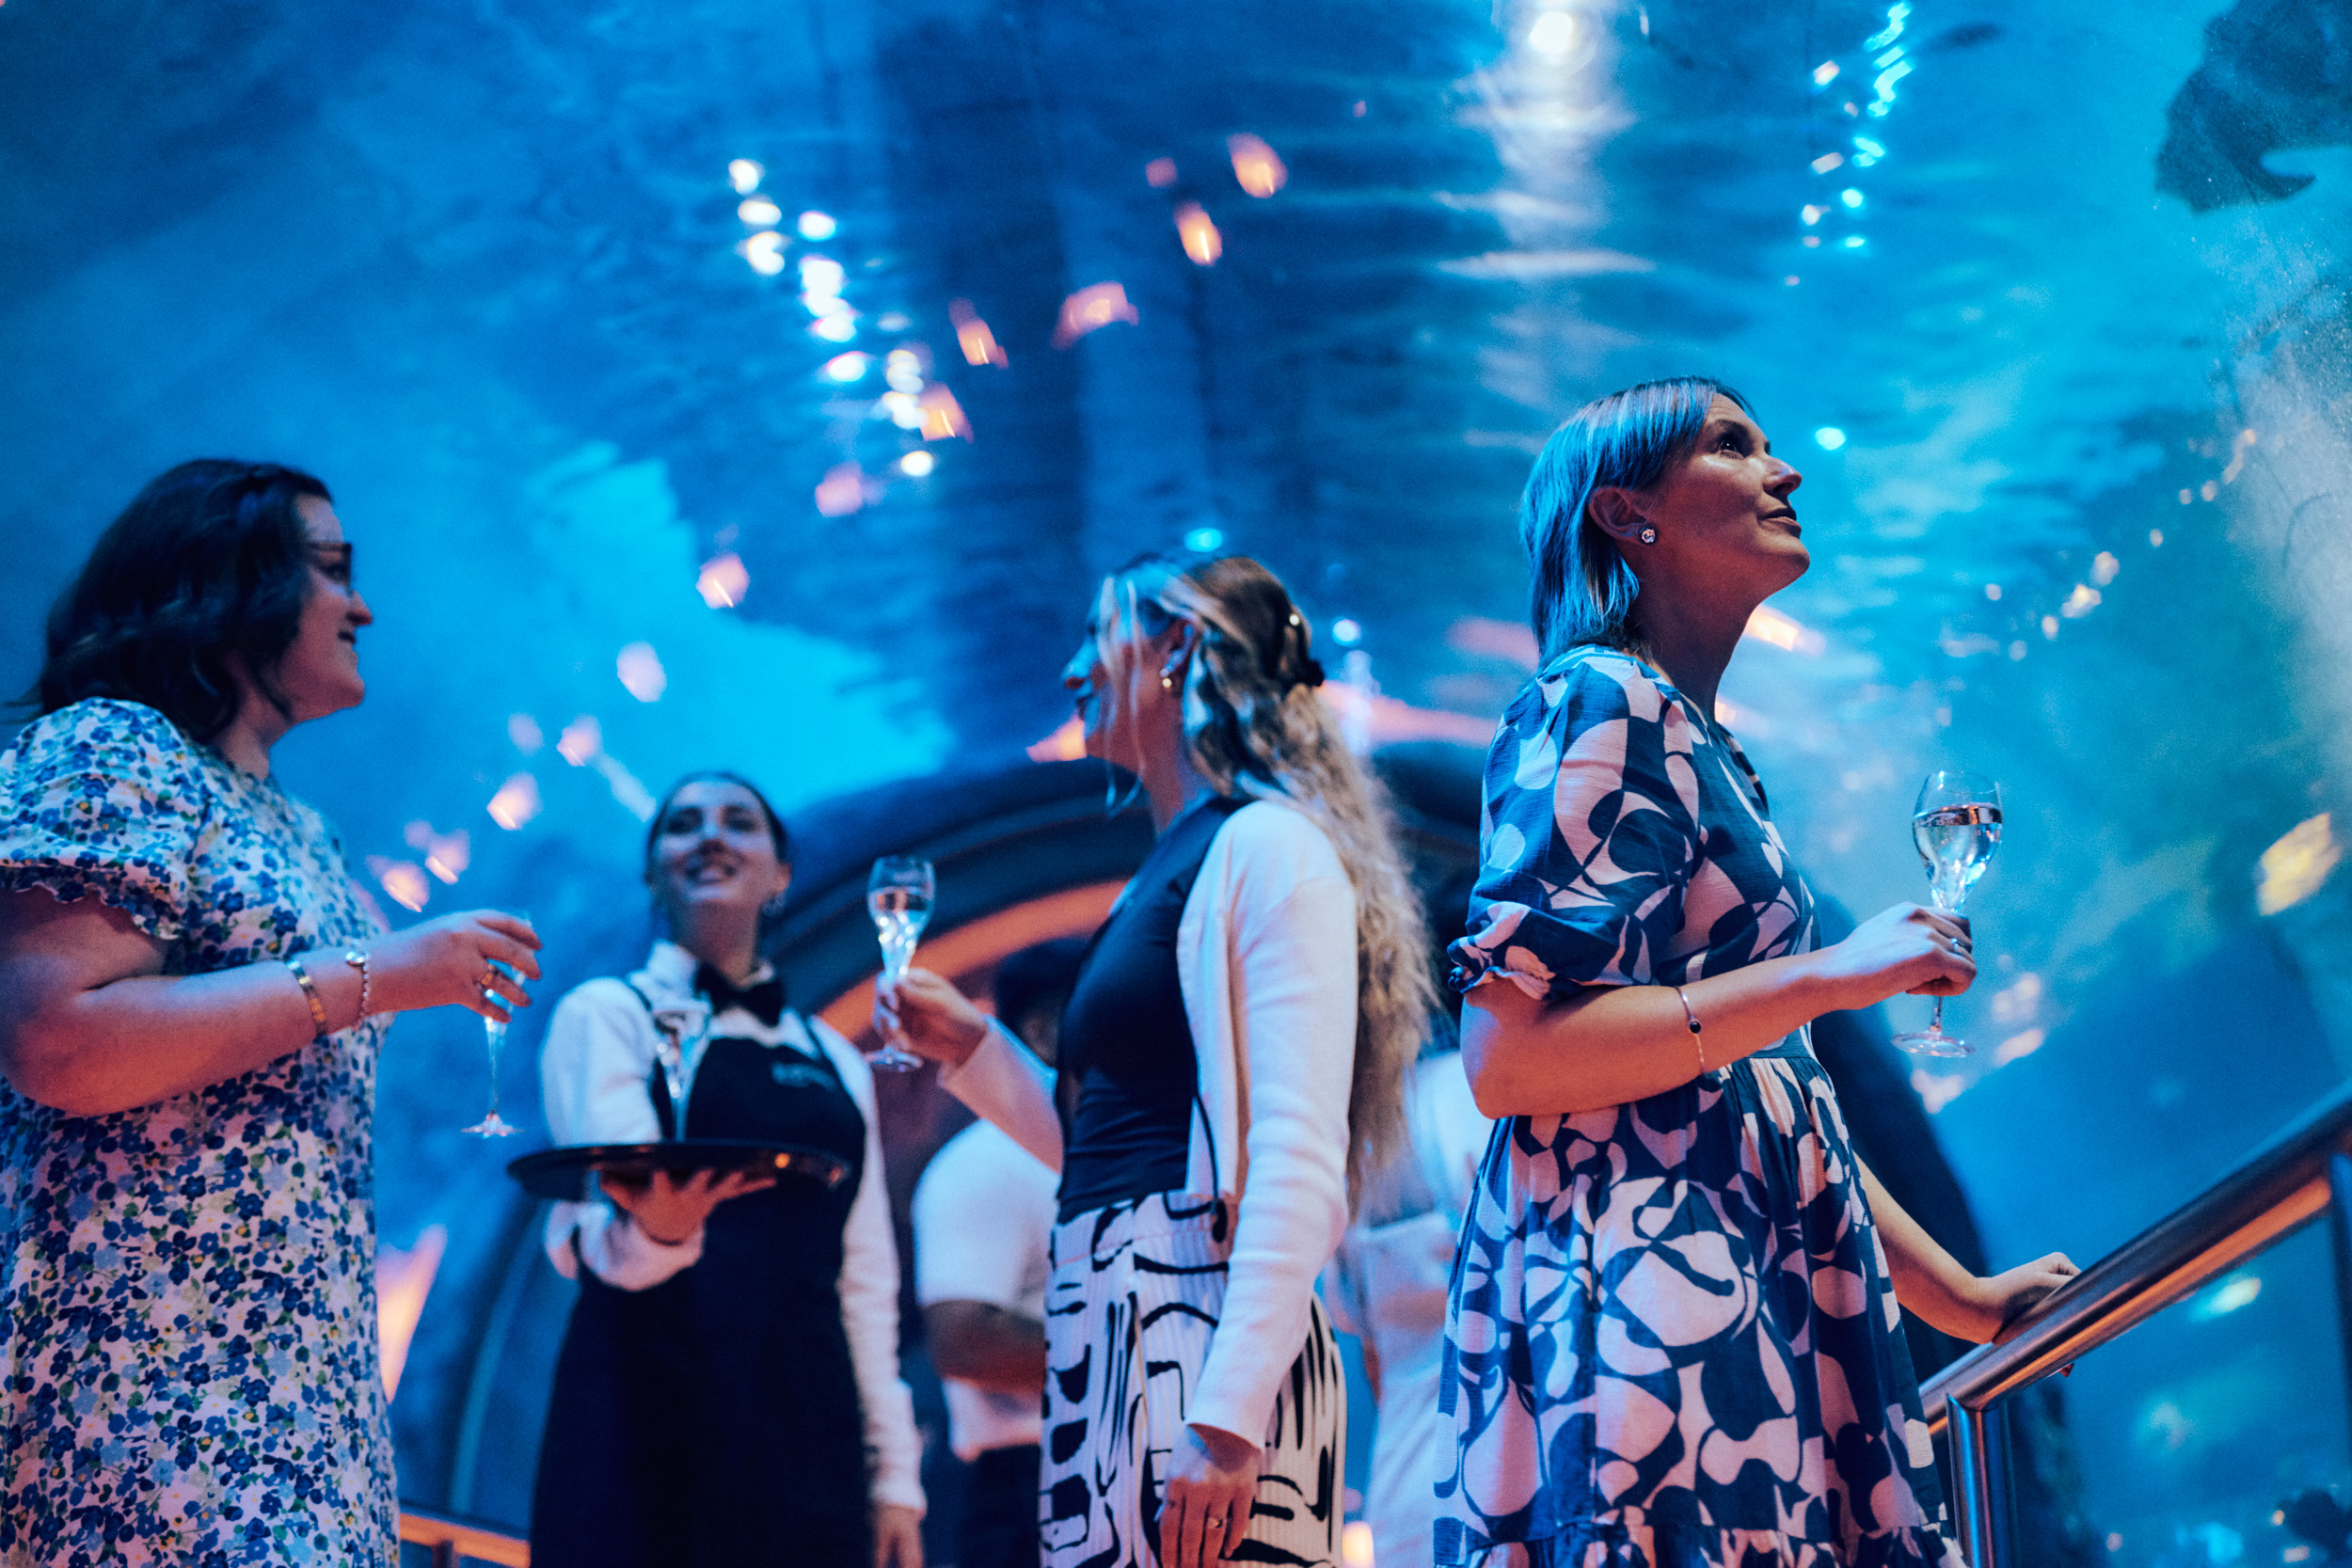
xmin=942 ymin=798 xmax=1359 ymax=1446
xmin=538 ymin=940 xmax=925 ymax=1513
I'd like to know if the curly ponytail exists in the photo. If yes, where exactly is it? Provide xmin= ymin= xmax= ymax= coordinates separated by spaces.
xmin=1096 ymin=553 xmax=1434 ymax=1196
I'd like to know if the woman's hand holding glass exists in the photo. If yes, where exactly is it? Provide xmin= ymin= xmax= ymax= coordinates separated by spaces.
xmin=360 ymin=909 xmax=541 ymax=1022
xmin=1807 ymin=901 xmax=1976 ymax=1009
xmin=869 ymin=968 xmax=990 ymax=1070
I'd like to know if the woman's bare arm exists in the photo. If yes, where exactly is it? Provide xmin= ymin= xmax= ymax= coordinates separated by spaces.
xmin=0 ymin=888 xmax=539 ymax=1117
xmin=1460 ymin=902 xmax=1975 ymax=1117
xmin=1860 ymin=1163 xmax=2077 ymax=1341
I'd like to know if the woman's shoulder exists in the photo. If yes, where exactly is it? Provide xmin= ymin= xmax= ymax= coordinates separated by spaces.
xmin=1525 ymin=645 xmax=1676 ymax=721
xmin=1212 ymin=796 xmax=1346 ymax=878
xmin=551 ymin=974 xmax=656 ymax=1024
xmin=8 ymin=697 xmax=205 ymax=781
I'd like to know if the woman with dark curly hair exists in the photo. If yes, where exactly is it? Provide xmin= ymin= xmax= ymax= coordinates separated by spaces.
xmin=0 ymin=461 xmax=540 ymax=1566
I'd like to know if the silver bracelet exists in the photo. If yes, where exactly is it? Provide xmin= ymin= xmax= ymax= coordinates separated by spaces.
xmin=1675 ymin=985 xmax=1706 ymax=1072
xmin=342 ymin=947 xmax=372 ymax=1022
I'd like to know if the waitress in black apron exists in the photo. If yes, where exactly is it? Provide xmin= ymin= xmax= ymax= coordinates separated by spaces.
xmin=530 ymin=771 xmax=926 ymax=1568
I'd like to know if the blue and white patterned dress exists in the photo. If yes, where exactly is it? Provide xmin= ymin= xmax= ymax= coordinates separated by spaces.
xmin=0 ymin=699 xmax=396 ymax=1567
xmin=1437 ymin=649 xmax=1957 ymax=1568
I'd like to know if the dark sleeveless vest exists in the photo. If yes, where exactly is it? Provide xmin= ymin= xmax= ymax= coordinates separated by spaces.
xmin=530 ymin=1006 xmax=871 ymax=1567
xmin=1053 ymin=794 xmax=1247 ymax=1223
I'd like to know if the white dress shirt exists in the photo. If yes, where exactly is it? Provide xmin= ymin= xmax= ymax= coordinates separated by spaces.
xmin=1323 ymin=1053 xmax=1490 ymax=1568
xmin=941 ymin=798 xmax=1359 ymax=1447
xmin=538 ymin=940 xmax=925 ymax=1513
xmin=912 ymin=1119 xmax=1057 ymax=1461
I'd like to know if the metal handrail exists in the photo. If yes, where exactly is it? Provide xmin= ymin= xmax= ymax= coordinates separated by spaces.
xmin=397 ymin=1505 xmax=530 ymax=1566
xmin=1917 ymin=1079 xmax=2352 ymax=1565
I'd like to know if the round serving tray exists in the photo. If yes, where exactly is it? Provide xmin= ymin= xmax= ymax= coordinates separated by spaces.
xmin=506 ymin=1139 xmax=850 ymax=1203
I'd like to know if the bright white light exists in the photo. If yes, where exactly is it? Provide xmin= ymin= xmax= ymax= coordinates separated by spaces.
xmin=810 ymin=314 xmax=858 ymax=342
xmin=1802 ymin=204 xmax=1827 ymax=226
xmin=1840 ymin=187 xmax=1865 ymax=209
xmin=1843 ymin=235 xmax=1866 ymax=248
xmin=899 ymin=450 xmax=936 ymax=478
xmin=727 ymin=158 xmax=765 ymax=195
xmin=738 ymin=196 xmax=782 ymax=228
xmin=697 ymin=553 xmax=750 ymax=609
xmin=884 ymin=348 xmax=924 ymax=394
xmin=1811 ymin=151 xmax=1845 ymax=174
xmin=1332 ymin=618 xmax=1363 ymax=645
xmin=557 ymin=715 xmax=603 ymax=766
xmin=738 ymin=231 xmax=787 ymax=276
xmin=824 ymin=352 xmax=871 ymax=382
xmin=799 ymin=255 xmax=845 ymax=295
xmin=1184 ymin=526 xmax=1224 ymax=552
xmin=486 ymin=773 xmax=542 ymax=831
xmin=1815 ymin=427 xmax=1847 ymax=450
xmin=876 ymin=311 xmax=911 ymax=332
xmin=1528 ymin=9 xmax=1577 ymax=55
xmin=798 ymin=210 xmax=838 ymax=240
xmin=2193 ymin=1275 xmax=2262 ymax=1320
xmin=1812 ymin=60 xmax=1840 ymax=86
xmin=616 ymin=641 xmax=666 ymax=703
xmin=507 ymin=713 xmax=544 ymax=755
xmin=881 ymin=390 xmax=924 ymax=430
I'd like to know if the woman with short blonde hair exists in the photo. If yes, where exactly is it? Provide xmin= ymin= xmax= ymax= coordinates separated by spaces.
xmin=1440 ymin=378 xmax=2075 ymax=1565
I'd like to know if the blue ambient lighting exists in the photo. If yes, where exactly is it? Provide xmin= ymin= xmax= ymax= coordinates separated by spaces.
xmin=1184 ymin=526 xmax=1224 ymax=552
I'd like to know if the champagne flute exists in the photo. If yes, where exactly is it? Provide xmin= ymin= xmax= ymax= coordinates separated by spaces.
xmin=866 ymin=856 xmax=935 ymax=1072
xmin=465 ymin=909 xmax=531 ymax=1136
xmin=1891 ymin=772 xmax=2001 ymax=1056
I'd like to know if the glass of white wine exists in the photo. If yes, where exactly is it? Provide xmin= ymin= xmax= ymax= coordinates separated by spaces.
xmin=1892 ymin=771 xmax=2001 ymax=1056
xmin=466 ymin=908 xmax=533 ymax=1136
xmin=866 ymin=856 xmax=935 ymax=1072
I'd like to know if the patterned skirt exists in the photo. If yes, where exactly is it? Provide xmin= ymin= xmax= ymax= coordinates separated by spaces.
xmin=1437 ymin=1037 xmax=1961 ymax=1568
xmin=1042 ymin=1192 xmax=1344 ymax=1568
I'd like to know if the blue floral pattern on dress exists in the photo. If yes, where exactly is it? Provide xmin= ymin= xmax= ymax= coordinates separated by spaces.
xmin=1437 ymin=649 xmax=1958 ymax=1568
xmin=0 ymin=698 xmax=395 ymax=1567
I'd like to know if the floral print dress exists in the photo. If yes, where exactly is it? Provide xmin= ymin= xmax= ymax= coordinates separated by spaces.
xmin=1437 ymin=649 xmax=1957 ymax=1568
xmin=0 ymin=699 xmax=395 ymax=1567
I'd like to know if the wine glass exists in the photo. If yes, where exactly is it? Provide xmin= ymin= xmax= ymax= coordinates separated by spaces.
xmin=465 ymin=909 xmax=531 ymax=1137
xmin=866 ymin=856 xmax=935 ymax=1072
xmin=1891 ymin=772 xmax=2002 ymax=1056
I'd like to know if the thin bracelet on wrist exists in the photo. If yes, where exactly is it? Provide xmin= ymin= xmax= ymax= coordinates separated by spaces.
xmin=1674 ymin=985 xmax=1706 ymax=1073
xmin=285 ymin=958 xmax=329 ymax=1039
xmin=342 ymin=947 xmax=372 ymax=1025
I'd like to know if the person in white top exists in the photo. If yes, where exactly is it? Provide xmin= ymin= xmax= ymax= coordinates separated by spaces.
xmin=1320 ymin=1044 xmax=1490 ymax=1568
xmin=880 ymin=553 xmax=1435 ymax=1568
xmin=912 ymin=939 xmax=1083 ymax=1568
xmin=529 ymin=772 xmax=924 ymax=1568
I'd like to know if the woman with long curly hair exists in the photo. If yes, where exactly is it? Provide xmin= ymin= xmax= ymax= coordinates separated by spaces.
xmin=882 ymin=552 xmax=1430 ymax=1568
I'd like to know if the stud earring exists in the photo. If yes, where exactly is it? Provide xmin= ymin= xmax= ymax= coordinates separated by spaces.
xmin=1639 ymin=526 xmax=1659 ymax=545
xmin=1161 ymin=671 xmax=1176 ymax=692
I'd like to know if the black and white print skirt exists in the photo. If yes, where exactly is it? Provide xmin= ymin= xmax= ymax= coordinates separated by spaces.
xmin=1041 ymin=1191 xmax=1345 ymax=1568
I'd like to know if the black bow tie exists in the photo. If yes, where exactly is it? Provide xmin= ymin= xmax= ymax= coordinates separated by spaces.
xmin=693 ymin=964 xmax=787 ymax=1027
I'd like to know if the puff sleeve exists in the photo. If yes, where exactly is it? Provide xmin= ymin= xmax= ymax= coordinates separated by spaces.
xmin=1446 ymin=653 xmax=1704 ymax=999
xmin=0 ymin=699 xmax=209 ymax=944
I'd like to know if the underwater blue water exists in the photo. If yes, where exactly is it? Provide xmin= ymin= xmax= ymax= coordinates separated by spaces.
xmin=7 ymin=0 xmax=2352 ymax=1559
